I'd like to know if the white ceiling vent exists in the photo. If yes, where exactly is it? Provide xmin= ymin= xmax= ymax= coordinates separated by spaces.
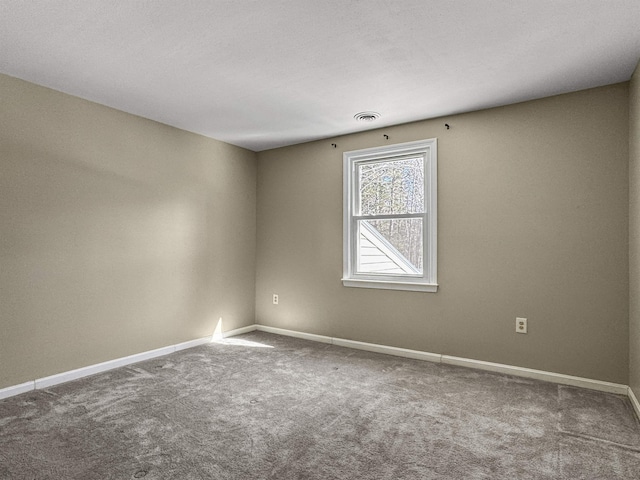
xmin=354 ymin=111 xmax=381 ymax=122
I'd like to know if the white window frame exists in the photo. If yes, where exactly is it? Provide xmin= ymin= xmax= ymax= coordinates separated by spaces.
xmin=342 ymin=138 xmax=438 ymax=292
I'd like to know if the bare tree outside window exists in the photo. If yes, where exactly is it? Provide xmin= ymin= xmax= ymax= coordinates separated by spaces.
xmin=358 ymin=157 xmax=424 ymax=272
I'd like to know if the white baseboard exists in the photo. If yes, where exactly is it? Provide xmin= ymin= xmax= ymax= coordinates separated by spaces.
xmin=35 ymin=344 xmax=179 ymax=390
xmin=441 ymin=355 xmax=628 ymax=395
xmin=256 ymin=325 xmax=438 ymax=362
xmin=332 ymin=337 xmax=441 ymax=363
xmin=1 ymin=330 xmax=234 ymax=399
xmin=35 ymin=337 xmax=217 ymax=390
xmin=629 ymin=386 xmax=640 ymax=420
xmin=256 ymin=324 xmax=332 ymax=344
xmin=0 ymin=323 xmax=633 ymax=404
xmin=174 ymin=337 xmax=212 ymax=352
xmin=0 ymin=381 xmax=36 ymax=401
xmin=250 ymin=324 xmax=628 ymax=396
xmin=223 ymin=324 xmax=258 ymax=338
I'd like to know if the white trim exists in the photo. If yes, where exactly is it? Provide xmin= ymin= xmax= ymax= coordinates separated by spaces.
xmin=174 ymin=337 xmax=213 ymax=352
xmin=0 ymin=381 xmax=35 ymax=400
xmin=256 ymin=324 xmax=333 ymax=344
xmin=222 ymin=324 xmax=258 ymax=338
xmin=253 ymin=325 xmax=627 ymax=395
xmin=0 ymin=324 xmax=631 ymax=401
xmin=441 ymin=355 xmax=628 ymax=395
xmin=332 ymin=337 xmax=441 ymax=363
xmin=629 ymin=386 xmax=640 ymax=420
xmin=342 ymin=278 xmax=438 ymax=292
xmin=0 ymin=327 xmax=258 ymax=399
xmin=35 ymin=344 xmax=181 ymax=389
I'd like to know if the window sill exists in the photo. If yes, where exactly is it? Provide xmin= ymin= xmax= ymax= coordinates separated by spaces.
xmin=341 ymin=278 xmax=438 ymax=293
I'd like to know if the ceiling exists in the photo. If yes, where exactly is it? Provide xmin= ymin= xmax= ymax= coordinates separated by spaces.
xmin=1 ymin=1 xmax=639 ymax=152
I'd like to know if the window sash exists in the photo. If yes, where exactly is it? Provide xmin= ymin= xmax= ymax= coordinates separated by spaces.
xmin=350 ymin=216 xmax=427 ymax=279
xmin=355 ymin=217 xmax=425 ymax=277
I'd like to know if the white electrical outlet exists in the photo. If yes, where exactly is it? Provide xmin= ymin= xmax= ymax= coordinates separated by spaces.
xmin=516 ymin=317 xmax=527 ymax=334
xmin=273 ymin=294 xmax=279 ymax=305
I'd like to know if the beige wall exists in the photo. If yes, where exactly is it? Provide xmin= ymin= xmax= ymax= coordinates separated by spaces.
xmin=256 ymin=84 xmax=630 ymax=384
xmin=0 ymin=74 xmax=257 ymax=389
xmin=1 ymin=72 xmax=632 ymax=390
xmin=630 ymin=62 xmax=640 ymax=395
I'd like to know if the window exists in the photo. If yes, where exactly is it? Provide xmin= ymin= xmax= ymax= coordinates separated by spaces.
xmin=342 ymin=138 xmax=437 ymax=292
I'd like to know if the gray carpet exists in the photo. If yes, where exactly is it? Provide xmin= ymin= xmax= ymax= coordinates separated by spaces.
xmin=1 ymin=331 xmax=639 ymax=479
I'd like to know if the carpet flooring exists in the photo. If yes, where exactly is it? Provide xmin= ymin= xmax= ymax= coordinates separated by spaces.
xmin=1 ymin=331 xmax=639 ymax=479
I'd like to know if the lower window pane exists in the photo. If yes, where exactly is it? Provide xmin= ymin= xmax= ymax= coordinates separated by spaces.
xmin=357 ymin=219 xmax=423 ymax=275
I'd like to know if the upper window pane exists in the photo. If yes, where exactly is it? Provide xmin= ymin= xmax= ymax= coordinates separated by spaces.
xmin=358 ymin=157 xmax=424 ymax=216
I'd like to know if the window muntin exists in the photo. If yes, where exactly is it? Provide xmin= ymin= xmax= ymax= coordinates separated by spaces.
xmin=343 ymin=139 xmax=437 ymax=292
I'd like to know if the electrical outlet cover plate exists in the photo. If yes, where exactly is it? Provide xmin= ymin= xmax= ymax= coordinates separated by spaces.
xmin=516 ymin=317 xmax=527 ymax=334
xmin=273 ymin=294 xmax=279 ymax=305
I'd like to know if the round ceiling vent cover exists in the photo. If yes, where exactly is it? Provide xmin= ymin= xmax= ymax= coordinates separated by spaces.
xmin=354 ymin=111 xmax=381 ymax=122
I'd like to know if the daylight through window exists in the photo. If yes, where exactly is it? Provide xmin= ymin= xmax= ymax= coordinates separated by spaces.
xmin=343 ymin=139 xmax=437 ymax=292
